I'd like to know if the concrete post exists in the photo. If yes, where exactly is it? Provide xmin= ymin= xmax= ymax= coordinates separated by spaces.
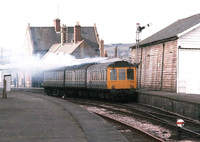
xmin=3 ymin=79 xmax=7 ymax=98
xmin=176 ymin=127 xmax=182 ymax=140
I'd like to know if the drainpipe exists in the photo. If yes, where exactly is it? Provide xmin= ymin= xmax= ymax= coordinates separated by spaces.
xmin=139 ymin=47 xmax=143 ymax=88
xmin=160 ymin=42 xmax=165 ymax=90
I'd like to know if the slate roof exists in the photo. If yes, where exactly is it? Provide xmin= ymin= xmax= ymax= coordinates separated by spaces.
xmin=30 ymin=27 xmax=60 ymax=51
xmin=29 ymin=26 xmax=99 ymax=53
xmin=131 ymin=14 xmax=200 ymax=48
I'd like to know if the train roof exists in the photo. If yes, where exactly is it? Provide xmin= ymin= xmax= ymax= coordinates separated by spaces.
xmin=44 ymin=66 xmax=67 ymax=72
xmin=65 ymin=63 xmax=95 ymax=71
xmin=87 ymin=61 xmax=135 ymax=70
xmin=108 ymin=61 xmax=135 ymax=67
xmin=44 ymin=60 xmax=135 ymax=72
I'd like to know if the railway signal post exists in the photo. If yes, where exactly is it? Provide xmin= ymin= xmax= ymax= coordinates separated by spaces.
xmin=135 ymin=23 xmax=151 ymax=88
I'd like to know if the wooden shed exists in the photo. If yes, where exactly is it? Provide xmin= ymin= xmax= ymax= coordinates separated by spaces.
xmin=130 ymin=14 xmax=200 ymax=94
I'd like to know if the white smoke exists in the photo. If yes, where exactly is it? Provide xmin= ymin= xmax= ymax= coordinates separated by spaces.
xmin=0 ymin=52 xmax=110 ymax=71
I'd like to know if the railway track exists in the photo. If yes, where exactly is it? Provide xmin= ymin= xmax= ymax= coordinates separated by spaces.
xmin=96 ymin=113 xmax=164 ymax=142
xmin=66 ymin=97 xmax=200 ymax=142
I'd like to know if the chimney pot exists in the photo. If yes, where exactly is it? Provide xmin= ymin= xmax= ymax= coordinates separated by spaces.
xmin=104 ymin=50 xmax=108 ymax=57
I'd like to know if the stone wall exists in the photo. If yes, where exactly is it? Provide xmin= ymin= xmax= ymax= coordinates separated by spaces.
xmin=138 ymin=92 xmax=200 ymax=120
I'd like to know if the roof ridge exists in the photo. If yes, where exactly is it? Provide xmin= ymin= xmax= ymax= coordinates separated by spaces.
xmin=30 ymin=26 xmax=54 ymax=28
xmin=178 ymin=13 xmax=200 ymax=21
xmin=132 ymin=13 xmax=200 ymax=47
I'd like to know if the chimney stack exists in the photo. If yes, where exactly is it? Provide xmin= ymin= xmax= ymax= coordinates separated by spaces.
xmin=115 ymin=46 xmax=118 ymax=57
xmin=54 ymin=18 xmax=60 ymax=32
xmin=104 ymin=50 xmax=108 ymax=57
xmin=74 ymin=22 xmax=82 ymax=43
xmin=99 ymin=39 xmax=104 ymax=57
xmin=61 ymin=24 xmax=67 ymax=45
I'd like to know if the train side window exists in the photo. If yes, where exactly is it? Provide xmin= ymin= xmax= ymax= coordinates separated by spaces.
xmin=95 ymin=71 xmax=97 ymax=81
xmin=127 ymin=69 xmax=134 ymax=80
xmin=77 ymin=72 xmax=79 ymax=81
xmin=102 ymin=71 xmax=104 ymax=81
xmin=67 ymin=72 xmax=69 ymax=81
xmin=110 ymin=69 xmax=117 ymax=80
xmin=91 ymin=71 xmax=93 ymax=81
xmin=100 ymin=70 xmax=103 ymax=81
xmin=119 ymin=69 xmax=125 ymax=80
xmin=104 ymin=70 xmax=106 ymax=81
xmin=81 ymin=71 xmax=83 ymax=81
xmin=97 ymin=71 xmax=99 ymax=80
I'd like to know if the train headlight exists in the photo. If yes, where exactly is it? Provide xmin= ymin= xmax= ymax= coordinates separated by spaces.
xmin=130 ymin=84 xmax=134 ymax=88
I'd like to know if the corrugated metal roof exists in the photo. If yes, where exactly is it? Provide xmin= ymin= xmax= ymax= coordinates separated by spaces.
xmin=131 ymin=14 xmax=200 ymax=48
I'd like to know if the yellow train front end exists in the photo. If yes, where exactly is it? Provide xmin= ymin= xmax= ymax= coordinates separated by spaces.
xmin=107 ymin=66 xmax=137 ymax=90
xmin=87 ymin=60 xmax=137 ymax=101
xmin=105 ymin=61 xmax=137 ymax=102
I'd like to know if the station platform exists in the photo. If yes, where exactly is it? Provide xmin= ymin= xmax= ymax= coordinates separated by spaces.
xmin=137 ymin=89 xmax=200 ymax=121
xmin=0 ymin=90 xmax=128 ymax=142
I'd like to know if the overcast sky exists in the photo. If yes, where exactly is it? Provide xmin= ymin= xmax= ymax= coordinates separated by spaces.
xmin=0 ymin=0 xmax=200 ymax=50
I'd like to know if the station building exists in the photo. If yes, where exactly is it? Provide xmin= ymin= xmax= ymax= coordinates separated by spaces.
xmin=15 ymin=19 xmax=104 ymax=87
xmin=130 ymin=14 xmax=200 ymax=95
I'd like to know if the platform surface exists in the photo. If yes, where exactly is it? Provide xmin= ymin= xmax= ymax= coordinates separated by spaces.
xmin=137 ymin=89 xmax=200 ymax=104
xmin=0 ymin=91 xmax=128 ymax=142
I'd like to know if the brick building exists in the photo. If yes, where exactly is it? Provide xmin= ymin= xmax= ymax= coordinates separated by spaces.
xmin=130 ymin=14 xmax=200 ymax=94
xmin=43 ymin=21 xmax=100 ymax=59
xmin=21 ymin=18 xmax=104 ymax=87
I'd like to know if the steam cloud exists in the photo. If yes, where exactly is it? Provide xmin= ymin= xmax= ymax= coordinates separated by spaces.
xmin=0 ymin=52 xmax=108 ymax=72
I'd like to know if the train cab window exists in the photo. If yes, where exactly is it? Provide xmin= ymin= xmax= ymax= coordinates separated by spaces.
xmin=127 ymin=69 xmax=134 ymax=80
xmin=119 ymin=69 xmax=125 ymax=80
xmin=110 ymin=69 xmax=117 ymax=80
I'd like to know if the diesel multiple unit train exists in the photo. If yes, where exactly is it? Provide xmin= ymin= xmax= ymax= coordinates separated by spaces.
xmin=43 ymin=60 xmax=137 ymax=101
